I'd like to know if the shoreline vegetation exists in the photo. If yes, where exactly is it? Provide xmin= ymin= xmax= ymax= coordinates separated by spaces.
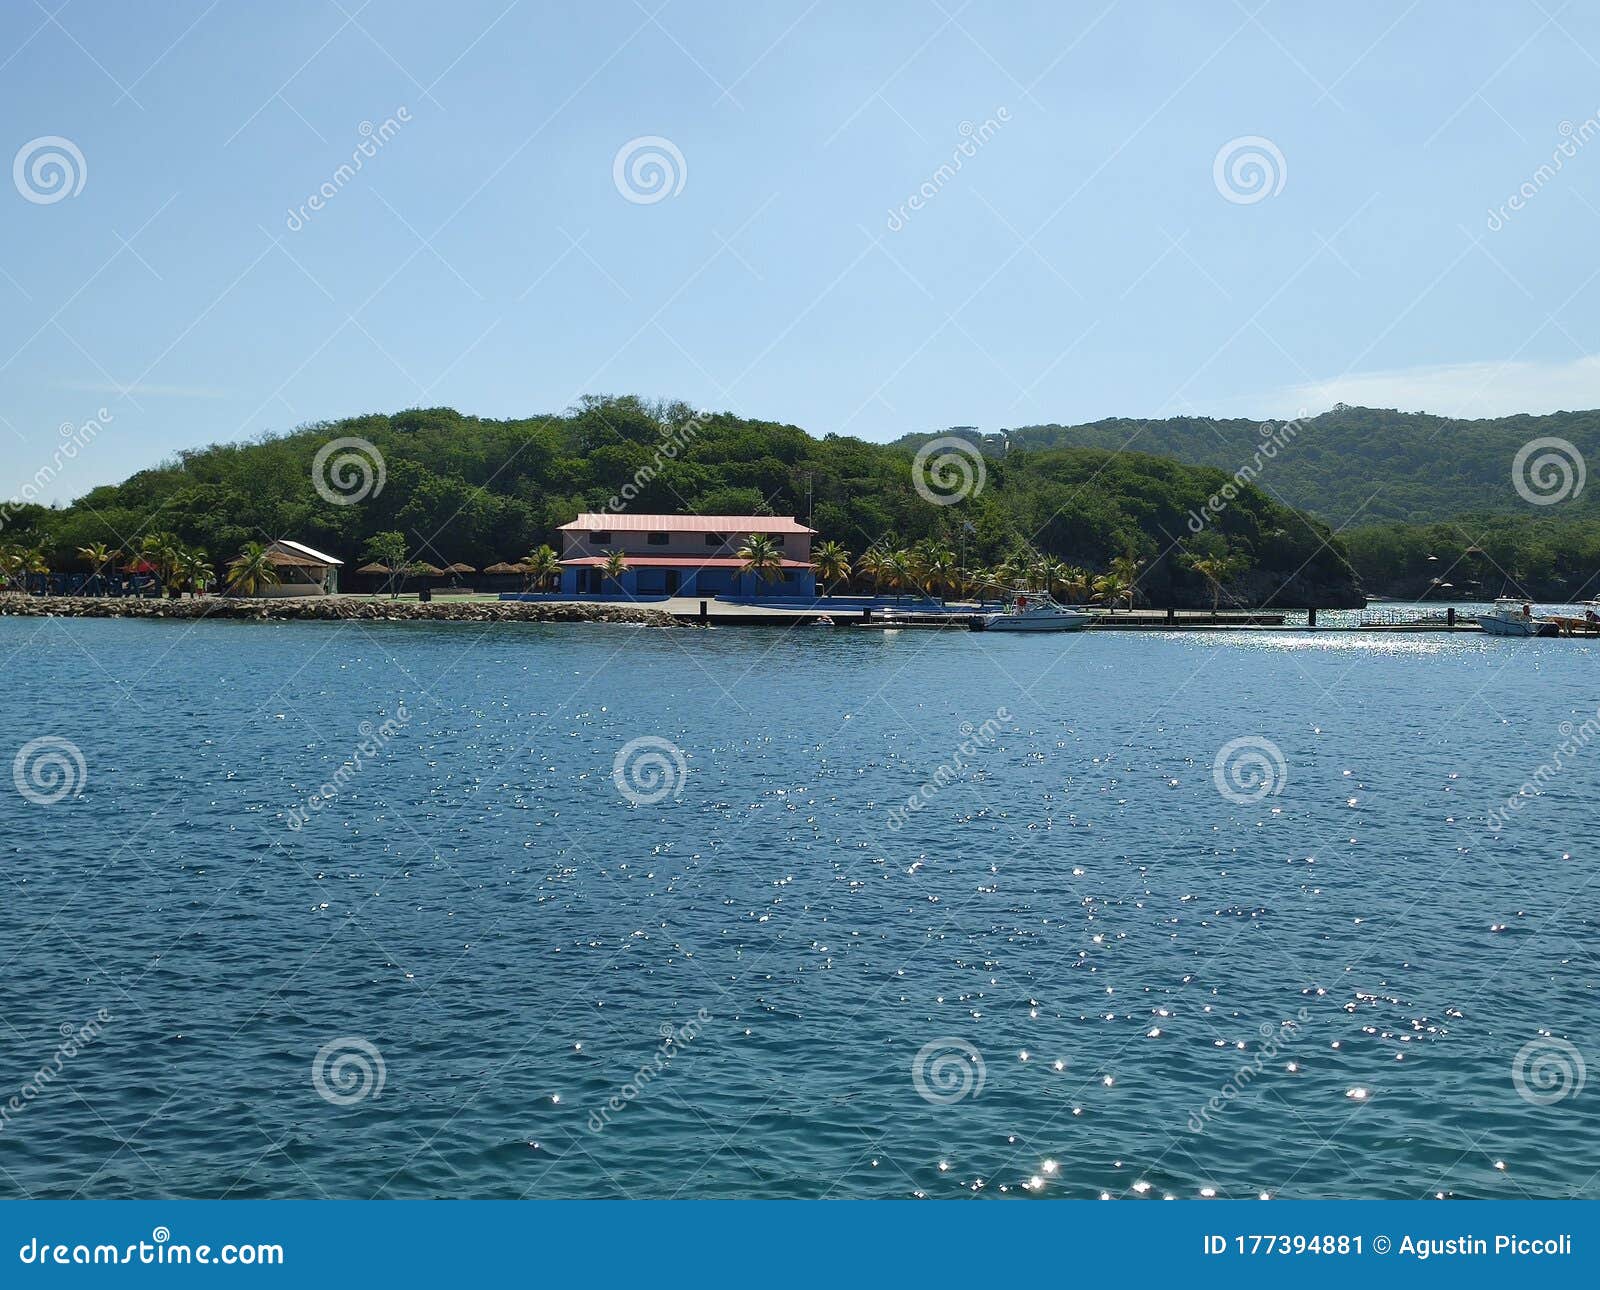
xmin=0 ymin=593 xmax=681 ymax=627
xmin=1 ymin=397 xmax=1364 ymax=610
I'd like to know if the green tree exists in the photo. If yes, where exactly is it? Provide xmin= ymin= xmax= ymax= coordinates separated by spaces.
xmin=226 ymin=542 xmax=280 ymax=597
xmin=737 ymin=533 xmax=785 ymax=594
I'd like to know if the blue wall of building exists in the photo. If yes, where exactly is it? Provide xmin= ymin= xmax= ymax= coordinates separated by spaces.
xmin=560 ymin=565 xmax=816 ymax=599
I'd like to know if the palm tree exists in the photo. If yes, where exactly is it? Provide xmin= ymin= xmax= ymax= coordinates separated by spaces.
xmin=1035 ymin=556 xmax=1069 ymax=599
xmin=226 ymin=542 xmax=280 ymax=597
xmin=523 ymin=544 xmax=562 ymax=594
xmin=0 ymin=544 xmax=20 ymax=593
xmin=1092 ymin=571 xmax=1133 ymax=612
xmin=736 ymin=533 xmax=785 ymax=596
xmin=178 ymin=548 xmax=215 ymax=597
xmin=77 ymin=542 xmax=118 ymax=596
xmin=883 ymin=548 xmax=917 ymax=601
xmin=811 ymin=539 xmax=852 ymax=595
xmin=857 ymin=546 xmax=890 ymax=598
xmin=19 ymin=545 xmax=49 ymax=595
xmin=915 ymin=542 xmax=958 ymax=601
xmin=1110 ymin=552 xmax=1144 ymax=607
xmin=139 ymin=532 xmax=183 ymax=597
xmin=1060 ymin=565 xmax=1091 ymax=604
xmin=1187 ymin=552 xmax=1241 ymax=616
xmin=601 ymin=548 xmax=630 ymax=596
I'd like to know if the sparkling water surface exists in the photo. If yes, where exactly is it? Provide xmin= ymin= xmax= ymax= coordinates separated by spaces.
xmin=1 ymin=617 xmax=1595 ymax=1199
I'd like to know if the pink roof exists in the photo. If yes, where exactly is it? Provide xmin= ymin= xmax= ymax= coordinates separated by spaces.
xmin=559 ymin=513 xmax=815 ymax=534
xmin=563 ymin=556 xmax=812 ymax=569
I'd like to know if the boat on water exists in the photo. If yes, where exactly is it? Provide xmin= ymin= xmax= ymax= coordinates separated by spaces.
xmin=1477 ymin=597 xmax=1558 ymax=637
xmin=981 ymin=592 xmax=1095 ymax=632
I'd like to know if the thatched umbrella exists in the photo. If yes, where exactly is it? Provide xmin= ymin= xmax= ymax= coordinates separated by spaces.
xmin=444 ymin=562 xmax=476 ymax=575
xmin=354 ymin=562 xmax=392 ymax=576
xmin=483 ymin=561 xmax=526 ymax=575
xmin=410 ymin=562 xmax=445 ymax=577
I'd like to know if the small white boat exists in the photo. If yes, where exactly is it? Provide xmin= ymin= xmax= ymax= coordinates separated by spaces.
xmin=981 ymin=592 xmax=1094 ymax=632
xmin=1477 ymin=597 xmax=1554 ymax=637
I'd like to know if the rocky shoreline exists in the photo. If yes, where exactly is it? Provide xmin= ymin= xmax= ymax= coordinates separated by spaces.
xmin=0 ymin=593 xmax=683 ymax=627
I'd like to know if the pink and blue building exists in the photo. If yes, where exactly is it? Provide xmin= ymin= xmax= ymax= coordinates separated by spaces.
xmin=557 ymin=513 xmax=817 ymax=600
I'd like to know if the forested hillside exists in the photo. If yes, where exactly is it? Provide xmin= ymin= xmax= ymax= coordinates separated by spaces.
xmin=4 ymin=396 xmax=1362 ymax=607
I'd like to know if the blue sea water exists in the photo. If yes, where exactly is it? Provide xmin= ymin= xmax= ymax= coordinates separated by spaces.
xmin=0 ymin=616 xmax=1596 ymax=1199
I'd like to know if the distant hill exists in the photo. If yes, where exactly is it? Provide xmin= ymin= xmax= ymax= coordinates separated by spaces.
xmin=897 ymin=406 xmax=1600 ymax=526
xmin=5 ymin=396 xmax=1362 ymax=607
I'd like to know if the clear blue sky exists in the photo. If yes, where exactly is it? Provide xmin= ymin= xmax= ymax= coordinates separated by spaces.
xmin=5 ymin=0 xmax=1600 ymax=503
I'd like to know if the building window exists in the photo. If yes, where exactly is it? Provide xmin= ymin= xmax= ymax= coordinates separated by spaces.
xmin=647 ymin=533 xmax=669 ymax=545
xmin=589 ymin=531 xmax=610 ymax=543
xmin=705 ymin=533 xmax=726 ymax=547
xmin=772 ymin=535 xmax=786 ymax=547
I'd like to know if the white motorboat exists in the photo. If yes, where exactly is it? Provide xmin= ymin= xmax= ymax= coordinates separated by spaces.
xmin=981 ymin=592 xmax=1094 ymax=632
xmin=1477 ymin=597 xmax=1554 ymax=637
